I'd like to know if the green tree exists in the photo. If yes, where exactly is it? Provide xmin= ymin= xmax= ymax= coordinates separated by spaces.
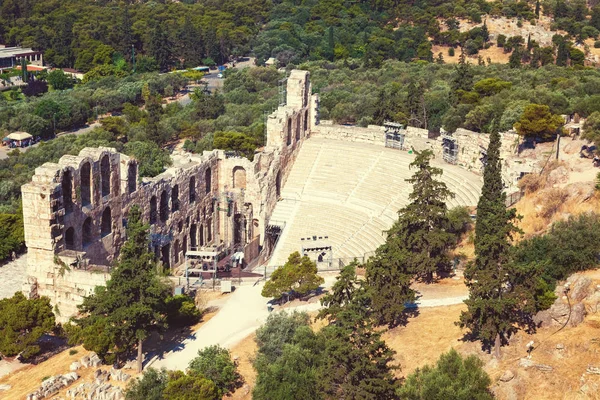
xmin=319 ymin=270 xmax=399 ymax=399
xmin=473 ymin=78 xmax=512 ymax=96
xmin=254 ymin=311 xmax=311 ymax=364
xmin=391 ymin=149 xmax=455 ymax=282
xmin=69 ymin=206 xmax=171 ymax=370
xmin=188 ymin=345 xmax=241 ymax=396
xmin=0 ymin=210 xmax=25 ymax=261
xmin=509 ymin=47 xmax=522 ymax=69
xmin=163 ymin=370 xmax=219 ymax=400
xmin=318 ymin=261 xmax=360 ymax=321
xmin=398 ymin=349 xmax=493 ymax=400
xmin=125 ymin=368 xmax=169 ymax=400
xmin=149 ymin=24 xmax=174 ymax=72
xmin=366 ymin=233 xmax=416 ymax=326
xmin=47 ymin=69 xmax=74 ymax=90
xmin=0 ymin=292 xmax=55 ymax=360
xmin=583 ymin=111 xmax=600 ymax=148
xmin=514 ymin=104 xmax=564 ymax=140
xmin=451 ymin=49 xmax=474 ymax=95
xmin=124 ymin=141 xmax=172 ymax=177
xmin=261 ymin=252 xmax=324 ymax=301
xmin=556 ymin=41 xmax=569 ymax=66
xmin=458 ymin=131 xmax=537 ymax=357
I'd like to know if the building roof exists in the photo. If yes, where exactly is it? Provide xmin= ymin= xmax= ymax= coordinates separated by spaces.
xmin=0 ymin=46 xmax=41 ymax=58
xmin=15 ymin=65 xmax=46 ymax=72
xmin=7 ymin=131 xmax=32 ymax=140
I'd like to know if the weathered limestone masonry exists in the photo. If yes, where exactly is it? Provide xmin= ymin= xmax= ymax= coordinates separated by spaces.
xmin=312 ymin=122 xmax=528 ymax=189
xmin=21 ymin=70 xmax=317 ymax=322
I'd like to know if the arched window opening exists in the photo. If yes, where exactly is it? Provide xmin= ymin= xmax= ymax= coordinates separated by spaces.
xmin=161 ymin=244 xmax=170 ymax=270
xmin=65 ymin=227 xmax=75 ymax=250
xmin=199 ymin=224 xmax=204 ymax=246
xmin=160 ymin=190 xmax=169 ymax=222
xmin=183 ymin=235 xmax=187 ymax=257
xmin=81 ymin=162 xmax=91 ymax=207
xmin=82 ymin=217 xmax=93 ymax=247
xmin=295 ymin=115 xmax=301 ymax=141
xmin=207 ymin=219 xmax=212 ymax=243
xmin=101 ymin=207 xmax=112 ymax=237
xmin=304 ymin=110 xmax=308 ymax=132
xmin=189 ymin=176 xmax=196 ymax=203
xmin=171 ymin=185 xmax=180 ymax=212
xmin=276 ymin=171 xmax=282 ymax=198
xmin=150 ymin=196 xmax=158 ymax=224
xmin=174 ymin=240 xmax=180 ymax=265
xmin=233 ymin=167 xmax=246 ymax=189
xmin=128 ymin=163 xmax=137 ymax=194
xmin=286 ymin=118 xmax=292 ymax=146
xmin=205 ymin=168 xmax=212 ymax=194
xmin=101 ymin=155 xmax=111 ymax=197
xmin=190 ymin=224 xmax=197 ymax=248
xmin=62 ymin=170 xmax=73 ymax=213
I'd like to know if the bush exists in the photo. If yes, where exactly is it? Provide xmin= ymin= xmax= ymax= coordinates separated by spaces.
xmin=518 ymin=173 xmax=544 ymax=194
xmin=595 ymin=41 xmax=600 ymax=49
xmin=165 ymin=295 xmax=201 ymax=327
xmin=125 ymin=368 xmax=169 ymax=400
xmin=539 ymin=188 xmax=568 ymax=219
xmin=69 ymin=349 xmax=78 ymax=356
xmin=188 ymin=345 xmax=241 ymax=396
xmin=448 ymin=47 xmax=455 ymax=57
xmin=398 ymin=349 xmax=493 ymax=399
xmin=0 ymin=292 xmax=55 ymax=360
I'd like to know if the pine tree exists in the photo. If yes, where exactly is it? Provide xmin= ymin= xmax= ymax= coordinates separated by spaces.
xmin=451 ymin=48 xmax=474 ymax=94
xmin=458 ymin=131 xmax=537 ymax=357
xmin=72 ymin=206 xmax=171 ymax=371
xmin=319 ymin=269 xmax=399 ymax=399
xmin=149 ymin=23 xmax=174 ymax=72
xmin=556 ymin=41 xmax=569 ymax=66
xmin=392 ymin=149 xmax=455 ymax=282
xmin=482 ymin=20 xmax=489 ymax=43
xmin=509 ymin=47 xmax=522 ymax=69
xmin=535 ymin=0 xmax=541 ymax=17
xmin=328 ymin=26 xmax=335 ymax=62
xmin=366 ymin=236 xmax=415 ymax=327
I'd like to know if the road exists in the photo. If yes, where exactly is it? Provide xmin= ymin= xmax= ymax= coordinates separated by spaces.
xmin=147 ymin=273 xmax=467 ymax=371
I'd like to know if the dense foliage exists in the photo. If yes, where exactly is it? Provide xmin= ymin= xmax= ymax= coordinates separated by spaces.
xmin=188 ymin=345 xmax=241 ymax=397
xmin=398 ymin=349 xmax=493 ymax=400
xmin=261 ymin=252 xmax=324 ymax=301
xmin=0 ymin=0 xmax=270 ymax=71
xmin=0 ymin=292 xmax=55 ymax=360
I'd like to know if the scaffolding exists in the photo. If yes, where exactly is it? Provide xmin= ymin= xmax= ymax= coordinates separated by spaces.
xmin=384 ymin=121 xmax=406 ymax=150
xmin=278 ymin=77 xmax=287 ymax=106
xmin=442 ymin=134 xmax=458 ymax=164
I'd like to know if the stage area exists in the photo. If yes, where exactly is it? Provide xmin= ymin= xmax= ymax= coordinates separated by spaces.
xmin=267 ymin=137 xmax=483 ymax=268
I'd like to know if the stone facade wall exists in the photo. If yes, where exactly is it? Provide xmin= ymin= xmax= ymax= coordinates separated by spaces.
xmin=21 ymin=70 xmax=315 ymax=322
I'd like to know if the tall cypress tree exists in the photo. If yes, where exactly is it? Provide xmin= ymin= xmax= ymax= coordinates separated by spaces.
xmin=458 ymin=131 xmax=537 ymax=357
xmin=319 ymin=264 xmax=399 ymax=399
xmin=392 ymin=149 xmax=455 ymax=282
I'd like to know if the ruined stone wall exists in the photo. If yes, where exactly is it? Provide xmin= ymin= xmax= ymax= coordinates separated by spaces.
xmin=21 ymin=69 xmax=315 ymax=322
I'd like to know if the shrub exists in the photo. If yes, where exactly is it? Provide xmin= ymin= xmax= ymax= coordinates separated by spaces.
xmin=188 ymin=345 xmax=241 ymax=396
xmin=165 ymin=295 xmax=201 ymax=327
xmin=69 ymin=349 xmax=78 ymax=356
xmin=448 ymin=47 xmax=455 ymax=57
xmin=397 ymin=349 xmax=493 ymax=399
xmin=125 ymin=368 xmax=169 ymax=400
xmin=518 ymin=173 xmax=544 ymax=194
xmin=539 ymin=188 xmax=568 ymax=219
xmin=595 ymin=41 xmax=600 ymax=49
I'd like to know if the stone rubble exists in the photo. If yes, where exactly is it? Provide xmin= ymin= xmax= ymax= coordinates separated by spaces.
xmin=26 ymin=372 xmax=79 ymax=399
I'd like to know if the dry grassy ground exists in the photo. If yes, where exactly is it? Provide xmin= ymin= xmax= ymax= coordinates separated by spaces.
xmin=0 ymin=309 xmax=219 ymax=400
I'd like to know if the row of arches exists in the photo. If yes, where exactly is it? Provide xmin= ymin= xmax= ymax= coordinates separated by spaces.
xmin=285 ymin=110 xmax=309 ymax=146
xmin=61 ymin=156 xmax=138 ymax=212
xmin=148 ymin=168 xmax=213 ymax=225
xmin=64 ymin=207 xmax=112 ymax=250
